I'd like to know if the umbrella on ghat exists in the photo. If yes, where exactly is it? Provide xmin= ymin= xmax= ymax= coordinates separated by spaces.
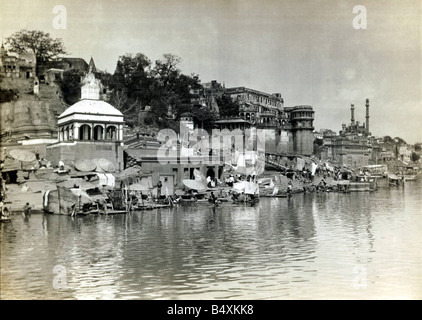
xmin=128 ymin=183 xmax=150 ymax=191
xmin=70 ymin=188 xmax=93 ymax=204
xmin=8 ymin=149 xmax=37 ymax=171
xmin=9 ymin=149 xmax=36 ymax=162
xmin=75 ymin=159 xmax=97 ymax=172
xmin=183 ymin=169 xmax=207 ymax=191
xmin=98 ymin=158 xmax=115 ymax=172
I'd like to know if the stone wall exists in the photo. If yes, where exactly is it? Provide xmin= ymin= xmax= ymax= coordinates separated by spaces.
xmin=0 ymin=80 xmax=67 ymax=142
xmin=46 ymin=141 xmax=124 ymax=171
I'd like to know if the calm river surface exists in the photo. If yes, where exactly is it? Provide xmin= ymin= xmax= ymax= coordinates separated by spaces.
xmin=1 ymin=180 xmax=421 ymax=300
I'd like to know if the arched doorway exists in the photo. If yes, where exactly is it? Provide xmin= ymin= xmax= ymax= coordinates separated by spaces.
xmin=106 ymin=125 xmax=117 ymax=140
xmin=79 ymin=124 xmax=91 ymax=140
xmin=93 ymin=125 xmax=104 ymax=140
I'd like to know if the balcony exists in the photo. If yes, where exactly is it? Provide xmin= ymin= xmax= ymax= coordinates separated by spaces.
xmin=259 ymin=111 xmax=277 ymax=117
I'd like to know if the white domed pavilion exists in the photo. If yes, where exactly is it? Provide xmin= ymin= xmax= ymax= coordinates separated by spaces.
xmin=47 ymin=70 xmax=125 ymax=171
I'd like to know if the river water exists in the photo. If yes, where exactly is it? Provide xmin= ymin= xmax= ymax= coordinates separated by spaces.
xmin=1 ymin=180 xmax=421 ymax=300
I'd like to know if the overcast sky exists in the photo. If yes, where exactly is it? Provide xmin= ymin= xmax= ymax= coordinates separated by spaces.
xmin=1 ymin=0 xmax=421 ymax=143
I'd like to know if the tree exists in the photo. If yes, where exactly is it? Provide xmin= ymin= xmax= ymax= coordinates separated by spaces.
xmin=58 ymin=69 xmax=85 ymax=105
xmin=110 ymin=89 xmax=139 ymax=115
xmin=108 ymin=53 xmax=153 ymax=118
xmin=0 ymin=88 xmax=18 ymax=103
xmin=152 ymin=53 xmax=182 ymax=92
xmin=150 ymin=54 xmax=204 ymax=123
xmin=410 ymin=152 xmax=420 ymax=162
xmin=191 ymin=105 xmax=218 ymax=129
xmin=394 ymin=137 xmax=407 ymax=145
xmin=314 ymin=137 xmax=324 ymax=147
xmin=108 ymin=52 xmax=204 ymax=126
xmin=5 ymin=29 xmax=68 ymax=74
xmin=216 ymin=95 xmax=239 ymax=118
xmin=383 ymin=136 xmax=393 ymax=143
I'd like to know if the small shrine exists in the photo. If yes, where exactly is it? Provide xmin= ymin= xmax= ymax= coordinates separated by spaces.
xmin=46 ymin=69 xmax=125 ymax=171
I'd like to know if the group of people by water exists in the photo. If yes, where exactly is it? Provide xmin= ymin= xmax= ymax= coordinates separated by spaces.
xmin=0 ymin=176 xmax=32 ymax=220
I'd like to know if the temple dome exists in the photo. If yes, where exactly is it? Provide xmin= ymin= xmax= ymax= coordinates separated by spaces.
xmin=58 ymin=69 xmax=123 ymax=123
xmin=59 ymin=99 xmax=123 ymax=118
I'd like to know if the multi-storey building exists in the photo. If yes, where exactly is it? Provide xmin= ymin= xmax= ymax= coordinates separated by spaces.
xmin=0 ymin=43 xmax=36 ymax=79
xmin=221 ymin=87 xmax=314 ymax=156
xmin=180 ymin=81 xmax=316 ymax=156
xmin=224 ymin=87 xmax=284 ymax=127
xmin=322 ymin=99 xmax=373 ymax=168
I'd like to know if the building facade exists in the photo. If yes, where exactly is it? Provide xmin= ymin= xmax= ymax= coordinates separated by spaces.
xmin=224 ymin=87 xmax=284 ymax=127
xmin=38 ymin=57 xmax=89 ymax=84
xmin=321 ymin=100 xmax=372 ymax=168
xmin=221 ymin=86 xmax=315 ymax=156
xmin=0 ymin=43 xmax=36 ymax=79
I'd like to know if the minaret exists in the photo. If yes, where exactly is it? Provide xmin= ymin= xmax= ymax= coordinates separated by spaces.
xmin=365 ymin=98 xmax=370 ymax=134
xmin=351 ymin=104 xmax=355 ymax=124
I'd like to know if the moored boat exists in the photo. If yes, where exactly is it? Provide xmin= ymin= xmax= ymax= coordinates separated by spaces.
xmin=0 ymin=216 xmax=11 ymax=222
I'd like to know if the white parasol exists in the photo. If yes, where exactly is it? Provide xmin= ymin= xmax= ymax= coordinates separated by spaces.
xmin=75 ymin=159 xmax=97 ymax=172
xmin=183 ymin=169 xmax=207 ymax=191
xmin=128 ymin=183 xmax=150 ymax=191
xmin=9 ymin=149 xmax=36 ymax=162
xmin=98 ymin=158 xmax=115 ymax=172
xmin=70 ymin=188 xmax=93 ymax=204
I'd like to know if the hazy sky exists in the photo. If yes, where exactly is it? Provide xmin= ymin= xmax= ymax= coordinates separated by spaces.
xmin=1 ymin=0 xmax=421 ymax=143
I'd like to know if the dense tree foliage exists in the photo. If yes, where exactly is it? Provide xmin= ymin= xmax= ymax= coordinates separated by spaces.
xmin=0 ymin=88 xmax=18 ymax=103
xmin=106 ymin=53 xmax=202 ymax=127
xmin=5 ymin=29 xmax=68 ymax=74
xmin=58 ymin=69 xmax=85 ymax=105
xmin=394 ymin=137 xmax=407 ymax=145
xmin=216 ymin=95 xmax=239 ymax=118
xmin=410 ymin=152 xmax=420 ymax=162
xmin=383 ymin=136 xmax=393 ymax=143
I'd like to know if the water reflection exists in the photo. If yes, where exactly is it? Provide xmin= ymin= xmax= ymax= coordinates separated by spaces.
xmin=1 ymin=181 xmax=421 ymax=299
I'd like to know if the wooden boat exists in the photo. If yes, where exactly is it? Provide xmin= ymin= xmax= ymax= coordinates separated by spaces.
xmin=387 ymin=173 xmax=403 ymax=187
xmin=401 ymin=166 xmax=419 ymax=181
xmin=403 ymin=174 xmax=417 ymax=181
xmin=43 ymin=186 xmax=127 ymax=215
xmin=179 ymin=193 xmax=206 ymax=202
xmin=43 ymin=188 xmax=81 ymax=215
xmin=131 ymin=196 xmax=174 ymax=210
xmin=230 ymin=197 xmax=259 ymax=206
xmin=0 ymin=216 xmax=11 ymax=222
xmin=101 ymin=190 xmax=129 ymax=214
xmin=348 ymin=182 xmax=373 ymax=192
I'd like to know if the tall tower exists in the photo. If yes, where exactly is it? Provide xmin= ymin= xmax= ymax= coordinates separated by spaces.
xmin=287 ymin=105 xmax=315 ymax=156
xmin=365 ymin=98 xmax=370 ymax=134
xmin=351 ymin=104 xmax=355 ymax=124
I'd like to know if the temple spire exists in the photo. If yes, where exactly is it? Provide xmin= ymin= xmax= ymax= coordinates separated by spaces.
xmin=81 ymin=70 xmax=101 ymax=100
xmin=88 ymin=56 xmax=97 ymax=73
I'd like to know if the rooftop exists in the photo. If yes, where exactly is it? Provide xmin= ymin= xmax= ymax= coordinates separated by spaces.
xmin=59 ymin=99 xmax=123 ymax=118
